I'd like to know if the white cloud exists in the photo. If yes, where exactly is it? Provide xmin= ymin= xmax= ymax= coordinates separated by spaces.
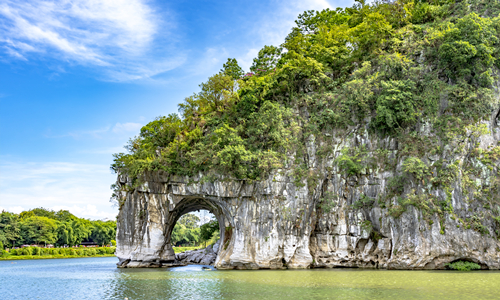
xmin=184 ymin=47 xmax=229 ymax=77
xmin=112 ymin=122 xmax=143 ymax=134
xmin=195 ymin=210 xmax=216 ymax=225
xmin=46 ymin=121 xmax=143 ymax=139
xmin=0 ymin=161 xmax=117 ymax=220
xmin=51 ymin=204 xmax=116 ymax=220
xmin=81 ymin=146 xmax=127 ymax=155
xmin=0 ymin=0 xmax=184 ymax=81
xmin=263 ymin=0 xmax=333 ymax=45
xmin=239 ymin=48 xmax=259 ymax=73
xmin=0 ymin=206 xmax=25 ymax=214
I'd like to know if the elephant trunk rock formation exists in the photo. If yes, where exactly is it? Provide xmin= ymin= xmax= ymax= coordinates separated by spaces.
xmin=116 ymin=117 xmax=500 ymax=270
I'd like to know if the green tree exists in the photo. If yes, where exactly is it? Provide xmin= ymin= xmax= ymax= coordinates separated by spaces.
xmin=171 ymin=214 xmax=205 ymax=246
xmin=200 ymin=218 xmax=219 ymax=245
xmin=69 ymin=219 xmax=93 ymax=246
xmin=171 ymin=224 xmax=200 ymax=246
xmin=55 ymin=210 xmax=78 ymax=222
xmin=221 ymin=58 xmax=244 ymax=80
xmin=177 ymin=213 xmax=200 ymax=229
xmin=89 ymin=221 xmax=116 ymax=246
xmin=250 ymin=45 xmax=282 ymax=74
xmin=56 ymin=223 xmax=73 ymax=246
xmin=20 ymin=216 xmax=58 ymax=245
xmin=179 ymin=72 xmax=238 ymax=128
xmin=171 ymin=223 xmax=186 ymax=245
xmin=0 ymin=211 xmax=21 ymax=248
xmin=372 ymin=80 xmax=417 ymax=133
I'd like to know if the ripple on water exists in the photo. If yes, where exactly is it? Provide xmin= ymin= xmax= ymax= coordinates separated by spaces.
xmin=1 ymin=257 xmax=500 ymax=300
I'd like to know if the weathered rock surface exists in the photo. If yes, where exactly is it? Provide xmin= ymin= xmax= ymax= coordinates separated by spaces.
xmin=175 ymin=243 xmax=219 ymax=266
xmin=116 ymin=113 xmax=500 ymax=270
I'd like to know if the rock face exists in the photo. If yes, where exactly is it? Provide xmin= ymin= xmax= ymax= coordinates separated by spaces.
xmin=174 ymin=242 xmax=219 ymax=266
xmin=116 ymin=114 xmax=500 ymax=270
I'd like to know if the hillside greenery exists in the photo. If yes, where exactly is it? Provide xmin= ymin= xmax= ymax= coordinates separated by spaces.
xmin=0 ymin=208 xmax=116 ymax=248
xmin=112 ymin=0 xmax=500 ymax=235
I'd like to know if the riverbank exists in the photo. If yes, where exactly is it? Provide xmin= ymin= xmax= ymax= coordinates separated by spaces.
xmin=1 ymin=246 xmax=200 ymax=261
xmin=0 ymin=246 xmax=116 ymax=260
xmin=0 ymin=254 xmax=116 ymax=260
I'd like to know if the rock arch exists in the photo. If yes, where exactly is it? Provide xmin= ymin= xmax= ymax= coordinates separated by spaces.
xmin=115 ymin=172 xmax=317 ymax=269
xmin=163 ymin=196 xmax=233 ymax=263
xmin=116 ymin=145 xmax=500 ymax=270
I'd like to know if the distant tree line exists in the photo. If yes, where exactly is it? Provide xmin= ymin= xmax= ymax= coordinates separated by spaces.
xmin=171 ymin=213 xmax=219 ymax=247
xmin=0 ymin=208 xmax=116 ymax=249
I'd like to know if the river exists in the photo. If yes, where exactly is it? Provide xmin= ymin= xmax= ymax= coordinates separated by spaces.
xmin=1 ymin=257 xmax=499 ymax=299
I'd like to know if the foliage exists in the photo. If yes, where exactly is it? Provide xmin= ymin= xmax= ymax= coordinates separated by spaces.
xmin=335 ymin=146 xmax=368 ymax=177
xmin=177 ymin=213 xmax=200 ymax=229
xmin=172 ymin=213 xmax=220 ymax=247
xmin=20 ymin=216 xmax=58 ymax=245
xmin=318 ymin=191 xmax=337 ymax=214
xmin=200 ymin=218 xmax=219 ymax=242
xmin=171 ymin=213 xmax=201 ymax=246
xmin=222 ymin=58 xmax=244 ymax=80
xmin=0 ymin=208 xmax=116 ymax=248
xmin=445 ymin=260 xmax=481 ymax=271
xmin=372 ymin=80 xmax=418 ymax=133
xmin=173 ymin=246 xmax=202 ymax=253
xmin=111 ymin=0 xmax=500 ymax=242
xmin=250 ymin=45 xmax=283 ymax=74
xmin=170 ymin=223 xmax=199 ymax=246
xmin=352 ymin=194 xmax=375 ymax=210
xmin=0 ymin=246 xmax=116 ymax=260
xmin=402 ymin=157 xmax=429 ymax=181
xmin=0 ymin=211 xmax=21 ymax=248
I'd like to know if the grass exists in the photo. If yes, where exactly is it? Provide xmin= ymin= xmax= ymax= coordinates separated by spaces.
xmin=173 ymin=246 xmax=202 ymax=253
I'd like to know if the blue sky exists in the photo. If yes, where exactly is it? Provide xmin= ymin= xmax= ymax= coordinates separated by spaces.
xmin=0 ymin=0 xmax=353 ymax=220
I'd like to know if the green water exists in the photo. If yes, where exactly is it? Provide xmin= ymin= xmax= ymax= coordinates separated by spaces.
xmin=1 ymin=257 xmax=499 ymax=299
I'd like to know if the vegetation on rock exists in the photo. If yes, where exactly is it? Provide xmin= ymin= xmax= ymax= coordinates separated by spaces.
xmin=112 ymin=0 xmax=500 ymax=238
xmin=445 ymin=260 xmax=482 ymax=271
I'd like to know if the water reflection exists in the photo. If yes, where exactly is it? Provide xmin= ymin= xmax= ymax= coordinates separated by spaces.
xmin=1 ymin=257 xmax=500 ymax=299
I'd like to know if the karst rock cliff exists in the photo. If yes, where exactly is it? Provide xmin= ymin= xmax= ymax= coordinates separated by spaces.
xmin=114 ymin=2 xmax=500 ymax=269
xmin=115 ymin=110 xmax=500 ymax=269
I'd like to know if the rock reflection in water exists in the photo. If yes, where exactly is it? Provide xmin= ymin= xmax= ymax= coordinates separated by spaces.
xmin=1 ymin=257 xmax=500 ymax=300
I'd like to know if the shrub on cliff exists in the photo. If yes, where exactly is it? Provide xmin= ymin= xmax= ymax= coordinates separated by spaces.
xmin=445 ymin=261 xmax=481 ymax=271
xmin=111 ymin=0 xmax=500 ymax=235
xmin=113 ymin=0 xmax=498 ymax=180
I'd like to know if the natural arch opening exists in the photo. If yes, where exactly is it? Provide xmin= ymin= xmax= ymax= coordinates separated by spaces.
xmin=171 ymin=210 xmax=219 ymax=248
xmin=163 ymin=196 xmax=233 ymax=266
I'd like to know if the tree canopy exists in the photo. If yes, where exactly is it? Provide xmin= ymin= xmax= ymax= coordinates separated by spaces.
xmin=111 ymin=0 xmax=500 ymax=231
xmin=0 ymin=208 xmax=116 ymax=248
xmin=171 ymin=213 xmax=219 ymax=247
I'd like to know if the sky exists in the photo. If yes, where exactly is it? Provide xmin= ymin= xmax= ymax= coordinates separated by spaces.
xmin=0 ymin=0 xmax=354 ymax=220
